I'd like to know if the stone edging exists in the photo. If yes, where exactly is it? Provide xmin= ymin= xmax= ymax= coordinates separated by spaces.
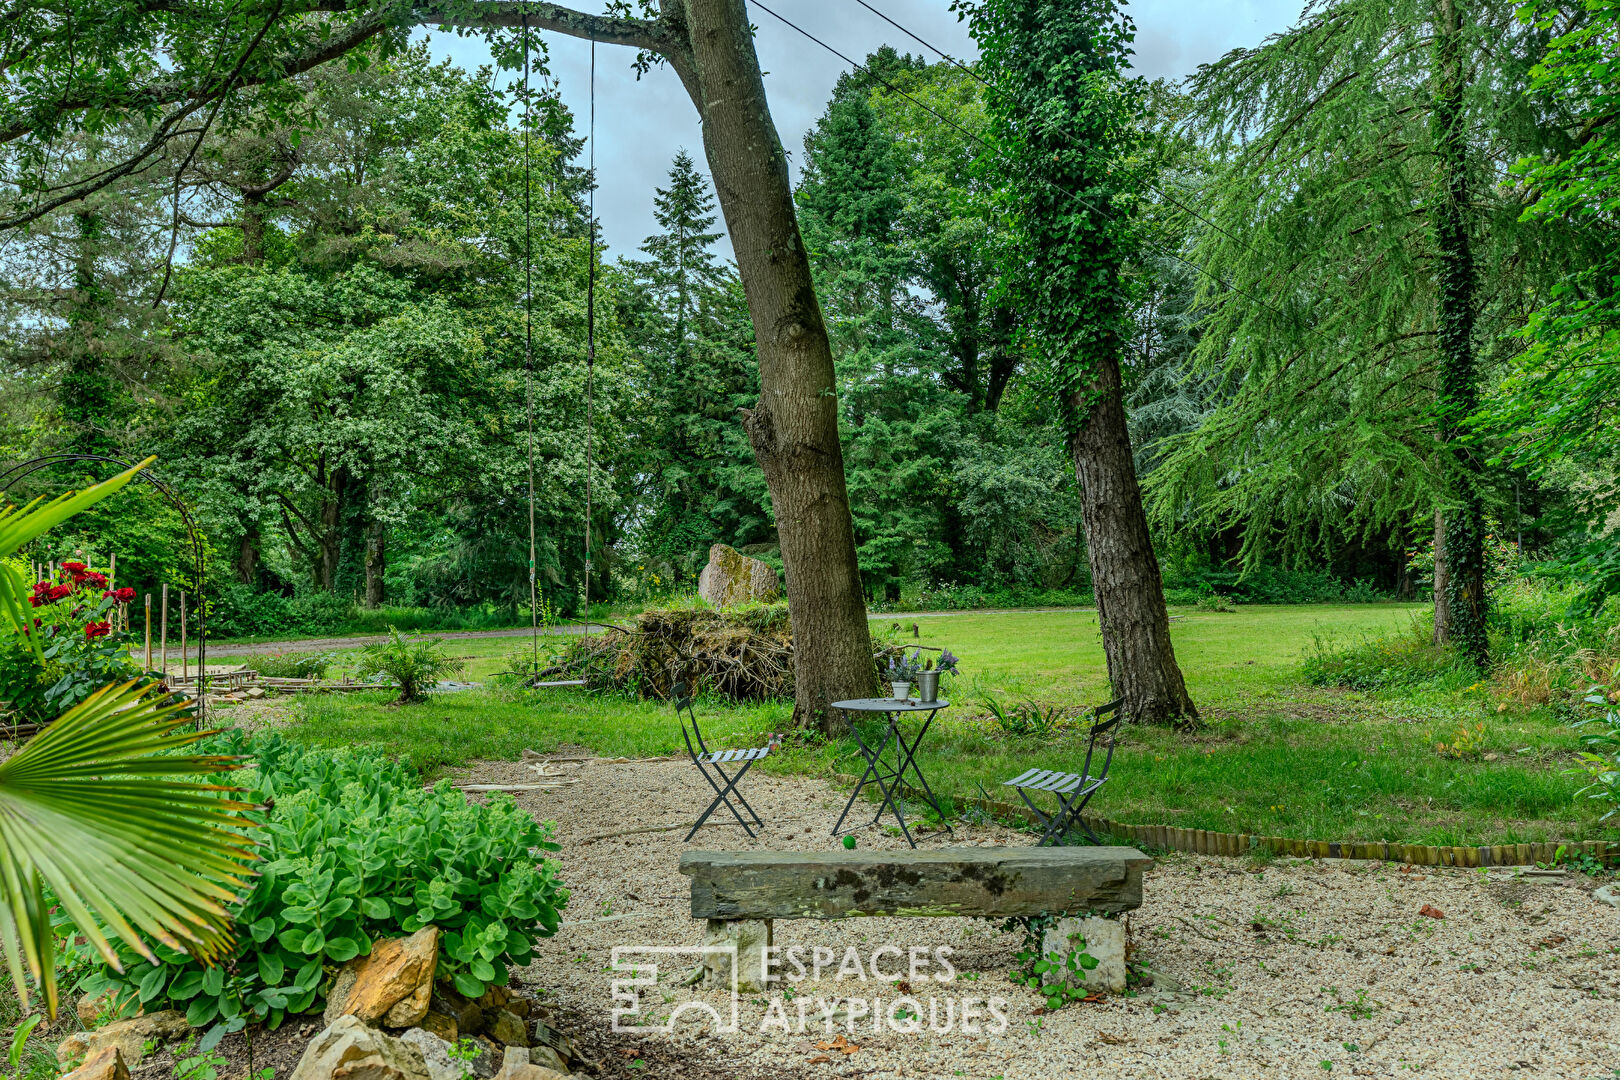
xmin=830 ymin=772 xmax=1619 ymax=868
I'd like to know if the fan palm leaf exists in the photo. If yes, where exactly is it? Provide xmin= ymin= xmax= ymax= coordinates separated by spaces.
xmin=0 ymin=458 xmax=260 ymax=1017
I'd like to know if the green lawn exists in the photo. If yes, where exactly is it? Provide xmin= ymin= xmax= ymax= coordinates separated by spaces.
xmin=268 ymin=603 xmax=1610 ymax=848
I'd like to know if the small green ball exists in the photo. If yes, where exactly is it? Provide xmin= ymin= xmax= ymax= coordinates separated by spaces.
xmin=842 ymin=835 xmax=856 ymax=850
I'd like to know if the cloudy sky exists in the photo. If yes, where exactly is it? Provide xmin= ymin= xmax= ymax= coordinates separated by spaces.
xmin=420 ymin=0 xmax=1304 ymax=260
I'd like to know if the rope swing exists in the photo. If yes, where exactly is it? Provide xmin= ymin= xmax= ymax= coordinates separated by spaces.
xmin=520 ymin=19 xmax=597 ymax=680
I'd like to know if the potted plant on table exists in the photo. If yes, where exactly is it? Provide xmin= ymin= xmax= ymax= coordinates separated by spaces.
xmin=915 ymin=648 xmax=959 ymax=704
xmin=885 ymin=652 xmax=922 ymax=702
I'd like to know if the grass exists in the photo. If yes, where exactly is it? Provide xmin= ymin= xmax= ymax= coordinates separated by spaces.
xmin=263 ymin=603 xmax=1614 ymax=848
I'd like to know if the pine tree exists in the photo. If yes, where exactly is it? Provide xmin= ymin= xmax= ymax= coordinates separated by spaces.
xmin=1155 ymin=0 xmax=1588 ymax=667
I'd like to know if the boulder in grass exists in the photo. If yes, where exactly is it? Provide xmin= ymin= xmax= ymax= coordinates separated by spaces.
xmin=290 ymin=1016 xmax=431 ymax=1080
xmin=324 ymin=926 xmax=439 ymax=1027
xmin=696 ymin=544 xmax=780 ymax=608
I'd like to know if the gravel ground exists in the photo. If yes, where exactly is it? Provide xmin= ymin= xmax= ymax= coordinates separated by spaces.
xmin=462 ymin=755 xmax=1620 ymax=1080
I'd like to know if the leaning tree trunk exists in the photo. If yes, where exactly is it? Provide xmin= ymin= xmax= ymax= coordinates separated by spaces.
xmin=1432 ymin=0 xmax=1488 ymax=667
xmin=1069 ymin=352 xmax=1197 ymax=726
xmin=677 ymin=0 xmax=875 ymax=731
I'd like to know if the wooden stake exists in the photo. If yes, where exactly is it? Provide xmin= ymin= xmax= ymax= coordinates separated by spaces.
xmin=180 ymin=592 xmax=188 ymax=682
xmin=160 ymin=584 xmax=169 ymax=678
xmin=144 ymin=594 xmax=152 ymax=671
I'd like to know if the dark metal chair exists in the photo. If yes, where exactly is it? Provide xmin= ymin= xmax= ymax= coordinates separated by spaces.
xmin=673 ymin=680 xmax=777 ymax=842
xmin=1001 ymin=698 xmax=1122 ymax=846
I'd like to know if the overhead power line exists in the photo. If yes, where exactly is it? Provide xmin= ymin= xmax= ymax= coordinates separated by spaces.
xmin=749 ymin=0 xmax=1319 ymax=344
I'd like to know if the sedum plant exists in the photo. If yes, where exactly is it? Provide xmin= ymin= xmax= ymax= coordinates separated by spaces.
xmin=0 ymin=460 xmax=257 ymax=1016
xmin=74 ymin=733 xmax=567 ymax=1034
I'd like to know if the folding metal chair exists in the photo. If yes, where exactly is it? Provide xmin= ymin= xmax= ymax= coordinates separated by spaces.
xmin=673 ymin=680 xmax=777 ymax=842
xmin=1001 ymin=699 xmax=1122 ymax=846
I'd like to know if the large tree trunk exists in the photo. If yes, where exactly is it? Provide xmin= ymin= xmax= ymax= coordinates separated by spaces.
xmin=1431 ymin=509 xmax=1452 ymax=643
xmin=364 ymin=519 xmax=386 ymax=609
xmin=236 ymin=528 xmax=259 ymax=586
xmin=1069 ymin=352 xmax=1196 ymax=726
xmin=676 ymin=0 xmax=875 ymax=732
xmin=1432 ymin=0 xmax=1488 ymax=666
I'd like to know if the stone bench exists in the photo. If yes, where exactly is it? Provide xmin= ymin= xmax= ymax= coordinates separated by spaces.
xmin=677 ymin=846 xmax=1151 ymax=991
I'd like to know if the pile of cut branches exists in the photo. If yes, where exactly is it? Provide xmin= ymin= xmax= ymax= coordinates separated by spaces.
xmin=547 ymin=604 xmax=901 ymax=702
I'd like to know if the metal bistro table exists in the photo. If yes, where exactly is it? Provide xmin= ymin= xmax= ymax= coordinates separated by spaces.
xmin=831 ymin=698 xmax=953 ymax=848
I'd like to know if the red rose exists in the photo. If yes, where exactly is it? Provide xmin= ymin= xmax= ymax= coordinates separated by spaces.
xmin=30 ymin=581 xmax=50 ymax=596
xmin=45 ymin=584 xmax=73 ymax=601
xmin=82 ymin=571 xmax=107 ymax=588
xmin=113 ymin=587 xmax=136 ymax=603
xmin=84 ymin=621 xmax=111 ymax=639
xmin=61 ymin=562 xmax=86 ymax=572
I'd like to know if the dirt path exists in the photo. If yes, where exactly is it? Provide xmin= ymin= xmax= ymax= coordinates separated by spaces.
xmin=466 ymin=754 xmax=1620 ymax=1080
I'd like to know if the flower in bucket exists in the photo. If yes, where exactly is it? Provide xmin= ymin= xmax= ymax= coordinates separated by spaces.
xmin=928 ymin=648 xmax=960 ymax=675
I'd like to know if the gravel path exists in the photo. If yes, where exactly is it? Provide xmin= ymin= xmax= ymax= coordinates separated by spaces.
xmin=461 ymin=755 xmax=1620 ymax=1080
xmin=159 ymin=608 xmax=1091 ymax=660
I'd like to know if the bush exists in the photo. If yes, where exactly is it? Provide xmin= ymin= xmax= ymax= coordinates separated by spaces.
xmin=242 ymin=651 xmax=334 ymax=680
xmin=0 ymin=564 xmax=145 ymax=724
xmin=74 ymin=732 xmax=568 ymax=1034
xmin=1301 ymin=618 xmax=1470 ymax=691
xmin=354 ymin=628 xmax=465 ymax=703
xmin=1569 ymin=666 xmax=1620 ymax=823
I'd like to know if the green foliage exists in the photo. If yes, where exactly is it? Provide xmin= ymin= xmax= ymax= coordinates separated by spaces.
xmin=75 ymin=732 xmax=568 ymax=1034
xmin=354 ymin=628 xmax=465 ymax=703
xmin=982 ymin=697 xmax=1068 ymax=739
xmin=1302 ymin=620 xmax=1472 ymax=692
xmin=1000 ymin=913 xmax=1101 ymax=1009
xmin=962 ymin=0 xmax=1147 ymax=426
xmin=1568 ymin=667 xmax=1620 ymax=821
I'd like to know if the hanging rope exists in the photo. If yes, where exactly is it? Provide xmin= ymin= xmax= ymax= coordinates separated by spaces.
xmin=522 ymin=15 xmax=539 ymax=676
xmin=583 ymin=39 xmax=597 ymax=632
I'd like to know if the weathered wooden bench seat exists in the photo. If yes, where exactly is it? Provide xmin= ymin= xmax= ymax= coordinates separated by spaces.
xmin=675 ymin=846 xmax=1152 ymax=992
xmin=679 ymin=845 xmax=1152 ymax=920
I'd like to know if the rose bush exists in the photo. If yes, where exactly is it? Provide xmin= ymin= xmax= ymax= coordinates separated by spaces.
xmin=0 ymin=563 xmax=144 ymax=724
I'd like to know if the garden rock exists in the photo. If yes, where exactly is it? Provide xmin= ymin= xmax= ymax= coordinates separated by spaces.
xmin=324 ymin=926 xmax=439 ymax=1026
xmin=492 ymin=1047 xmax=570 ymax=1080
xmin=57 ymin=1010 xmax=188 ymax=1068
xmin=487 ymin=1010 xmax=529 ymax=1047
xmin=398 ymin=1028 xmax=493 ymax=1080
xmin=428 ymin=984 xmax=482 ymax=1037
xmin=1038 ymin=916 xmax=1128 ymax=995
xmin=697 ymin=544 xmax=780 ymax=608
xmin=76 ymin=989 xmax=135 ymax=1027
xmin=291 ymin=1016 xmax=431 ymax=1080
xmin=61 ymin=1046 xmax=128 ymax=1080
xmin=1596 ymin=883 xmax=1619 ymax=910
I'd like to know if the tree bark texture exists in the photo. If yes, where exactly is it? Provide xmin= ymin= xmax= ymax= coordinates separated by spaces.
xmin=1069 ymin=353 xmax=1197 ymax=726
xmin=236 ymin=528 xmax=259 ymax=586
xmin=1431 ymin=509 xmax=1452 ymax=643
xmin=364 ymin=520 xmax=386 ymax=608
xmin=1432 ymin=0 xmax=1488 ymax=666
xmin=675 ymin=0 xmax=876 ymax=731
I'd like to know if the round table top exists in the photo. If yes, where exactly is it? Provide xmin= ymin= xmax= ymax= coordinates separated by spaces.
xmin=833 ymin=698 xmax=950 ymax=712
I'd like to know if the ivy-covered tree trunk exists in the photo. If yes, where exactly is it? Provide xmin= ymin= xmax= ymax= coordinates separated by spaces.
xmin=1432 ymin=0 xmax=1488 ymax=666
xmin=968 ymin=0 xmax=1197 ymax=725
xmin=62 ymin=211 xmax=120 ymax=458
